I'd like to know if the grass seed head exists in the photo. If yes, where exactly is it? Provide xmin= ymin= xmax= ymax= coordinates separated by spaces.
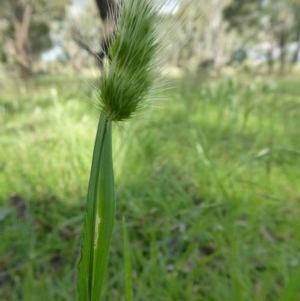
xmin=97 ymin=0 xmax=163 ymax=121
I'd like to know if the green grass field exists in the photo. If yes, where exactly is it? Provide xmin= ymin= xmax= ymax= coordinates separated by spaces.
xmin=1 ymin=73 xmax=300 ymax=301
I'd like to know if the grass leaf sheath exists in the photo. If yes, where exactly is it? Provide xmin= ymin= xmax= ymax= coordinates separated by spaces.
xmin=78 ymin=113 xmax=115 ymax=301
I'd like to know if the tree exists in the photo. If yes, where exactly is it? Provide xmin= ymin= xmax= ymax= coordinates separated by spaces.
xmin=0 ymin=0 xmax=67 ymax=78
xmin=94 ymin=0 xmax=121 ymax=66
xmin=223 ymin=0 xmax=297 ymax=74
xmin=168 ymin=0 xmax=231 ymax=72
xmin=288 ymin=0 xmax=300 ymax=66
xmin=72 ymin=0 xmax=121 ymax=69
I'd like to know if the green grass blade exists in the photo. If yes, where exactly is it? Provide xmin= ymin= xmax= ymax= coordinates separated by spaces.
xmin=78 ymin=113 xmax=115 ymax=301
xmin=278 ymin=267 xmax=300 ymax=301
xmin=123 ymin=218 xmax=133 ymax=301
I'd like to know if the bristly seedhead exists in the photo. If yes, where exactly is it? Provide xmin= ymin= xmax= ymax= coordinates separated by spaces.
xmin=97 ymin=0 xmax=163 ymax=121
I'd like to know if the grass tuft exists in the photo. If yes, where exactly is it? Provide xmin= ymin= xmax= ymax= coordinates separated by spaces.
xmin=1 ymin=73 xmax=299 ymax=300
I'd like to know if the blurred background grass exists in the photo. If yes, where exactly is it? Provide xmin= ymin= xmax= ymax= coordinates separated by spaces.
xmin=1 ymin=72 xmax=299 ymax=301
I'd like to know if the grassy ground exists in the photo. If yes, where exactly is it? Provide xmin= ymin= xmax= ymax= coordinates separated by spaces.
xmin=0 ymin=73 xmax=300 ymax=301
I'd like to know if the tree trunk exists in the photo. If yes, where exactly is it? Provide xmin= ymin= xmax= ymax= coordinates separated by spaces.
xmin=13 ymin=0 xmax=33 ymax=78
xmin=95 ymin=0 xmax=119 ymax=21
xmin=94 ymin=0 xmax=120 ymax=68
xmin=291 ymin=37 xmax=300 ymax=66
xmin=278 ymin=27 xmax=287 ymax=75
xmin=266 ymin=42 xmax=274 ymax=74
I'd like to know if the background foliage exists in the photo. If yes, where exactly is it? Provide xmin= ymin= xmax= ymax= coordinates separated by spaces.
xmin=1 ymin=73 xmax=300 ymax=300
xmin=0 ymin=0 xmax=300 ymax=76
